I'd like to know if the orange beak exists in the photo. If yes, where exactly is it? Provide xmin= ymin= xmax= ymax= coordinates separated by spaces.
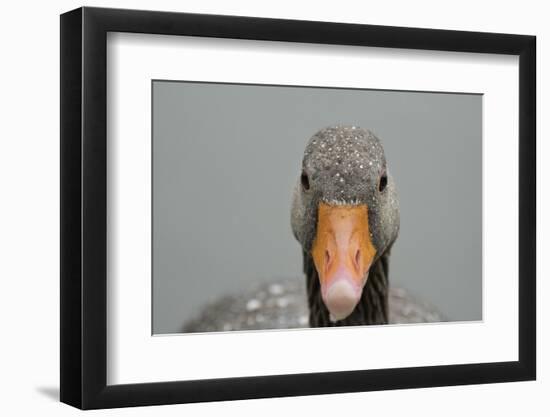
xmin=311 ymin=202 xmax=376 ymax=321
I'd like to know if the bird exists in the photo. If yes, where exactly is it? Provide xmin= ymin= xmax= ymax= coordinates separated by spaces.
xmin=290 ymin=125 xmax=400 ymax=327
xmin=181 ymin=125 xmax=443 ymax=334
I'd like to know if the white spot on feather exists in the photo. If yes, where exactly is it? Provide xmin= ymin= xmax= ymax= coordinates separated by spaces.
xmin=246 ymin=299 xmax=262 ymax=311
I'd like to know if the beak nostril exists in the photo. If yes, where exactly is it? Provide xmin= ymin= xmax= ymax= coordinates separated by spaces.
xmin=325 ymin=250 xmax=331 ymax=267
xmin=354 ymin=249 xmax=361 ymax=270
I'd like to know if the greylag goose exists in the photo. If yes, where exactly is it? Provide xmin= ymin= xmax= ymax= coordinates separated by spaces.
xmin=181 ymin=126 xmax=444 ymax=334
xmin=290 ymin=126 xmax=399 ymax=326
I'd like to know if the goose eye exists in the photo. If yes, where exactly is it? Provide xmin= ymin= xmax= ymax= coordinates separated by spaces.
xmin=301 ymin=171 xmax=310 ymax=191
xmin=379 ymin=173 xmax=388 ymax=192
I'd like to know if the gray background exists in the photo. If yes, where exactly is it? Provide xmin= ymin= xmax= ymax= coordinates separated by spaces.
xmin=152 ymin=81 xmax=482 ymax=334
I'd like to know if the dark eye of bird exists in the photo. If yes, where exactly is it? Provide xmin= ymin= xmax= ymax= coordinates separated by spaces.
xmin=301 ymin=171 xmax=310 ymax=191
xmin=379 ymin=173 xmax=388 ymax=192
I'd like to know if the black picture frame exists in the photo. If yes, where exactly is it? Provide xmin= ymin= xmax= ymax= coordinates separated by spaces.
xmin=60 ymin=6 xmax=536 ymax=410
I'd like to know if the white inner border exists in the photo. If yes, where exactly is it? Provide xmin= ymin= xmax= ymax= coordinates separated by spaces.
xmin=107 ymin=32 xmax=519 ymax=385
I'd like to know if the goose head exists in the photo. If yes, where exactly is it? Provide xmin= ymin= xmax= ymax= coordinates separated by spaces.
xmin=291 ymin=126 xmax=400 ymax=322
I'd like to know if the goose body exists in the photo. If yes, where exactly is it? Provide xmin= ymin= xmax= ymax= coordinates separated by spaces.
xmin=182 ymin=278 xmax=443 ymax=333
xmin=291 ymin=126 xmax=400 ymax=326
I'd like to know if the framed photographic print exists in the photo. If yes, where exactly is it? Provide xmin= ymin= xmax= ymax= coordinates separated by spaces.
xmin=60 ymin=6 xmax=536 ymax=409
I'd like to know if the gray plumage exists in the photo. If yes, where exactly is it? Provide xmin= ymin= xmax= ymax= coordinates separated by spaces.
xmin=182 ymin=278 xmax=444 ymax=333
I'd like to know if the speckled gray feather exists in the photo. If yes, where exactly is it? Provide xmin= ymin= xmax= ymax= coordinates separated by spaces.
xmin=291 ymin=125 xmax=400 ymax=326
